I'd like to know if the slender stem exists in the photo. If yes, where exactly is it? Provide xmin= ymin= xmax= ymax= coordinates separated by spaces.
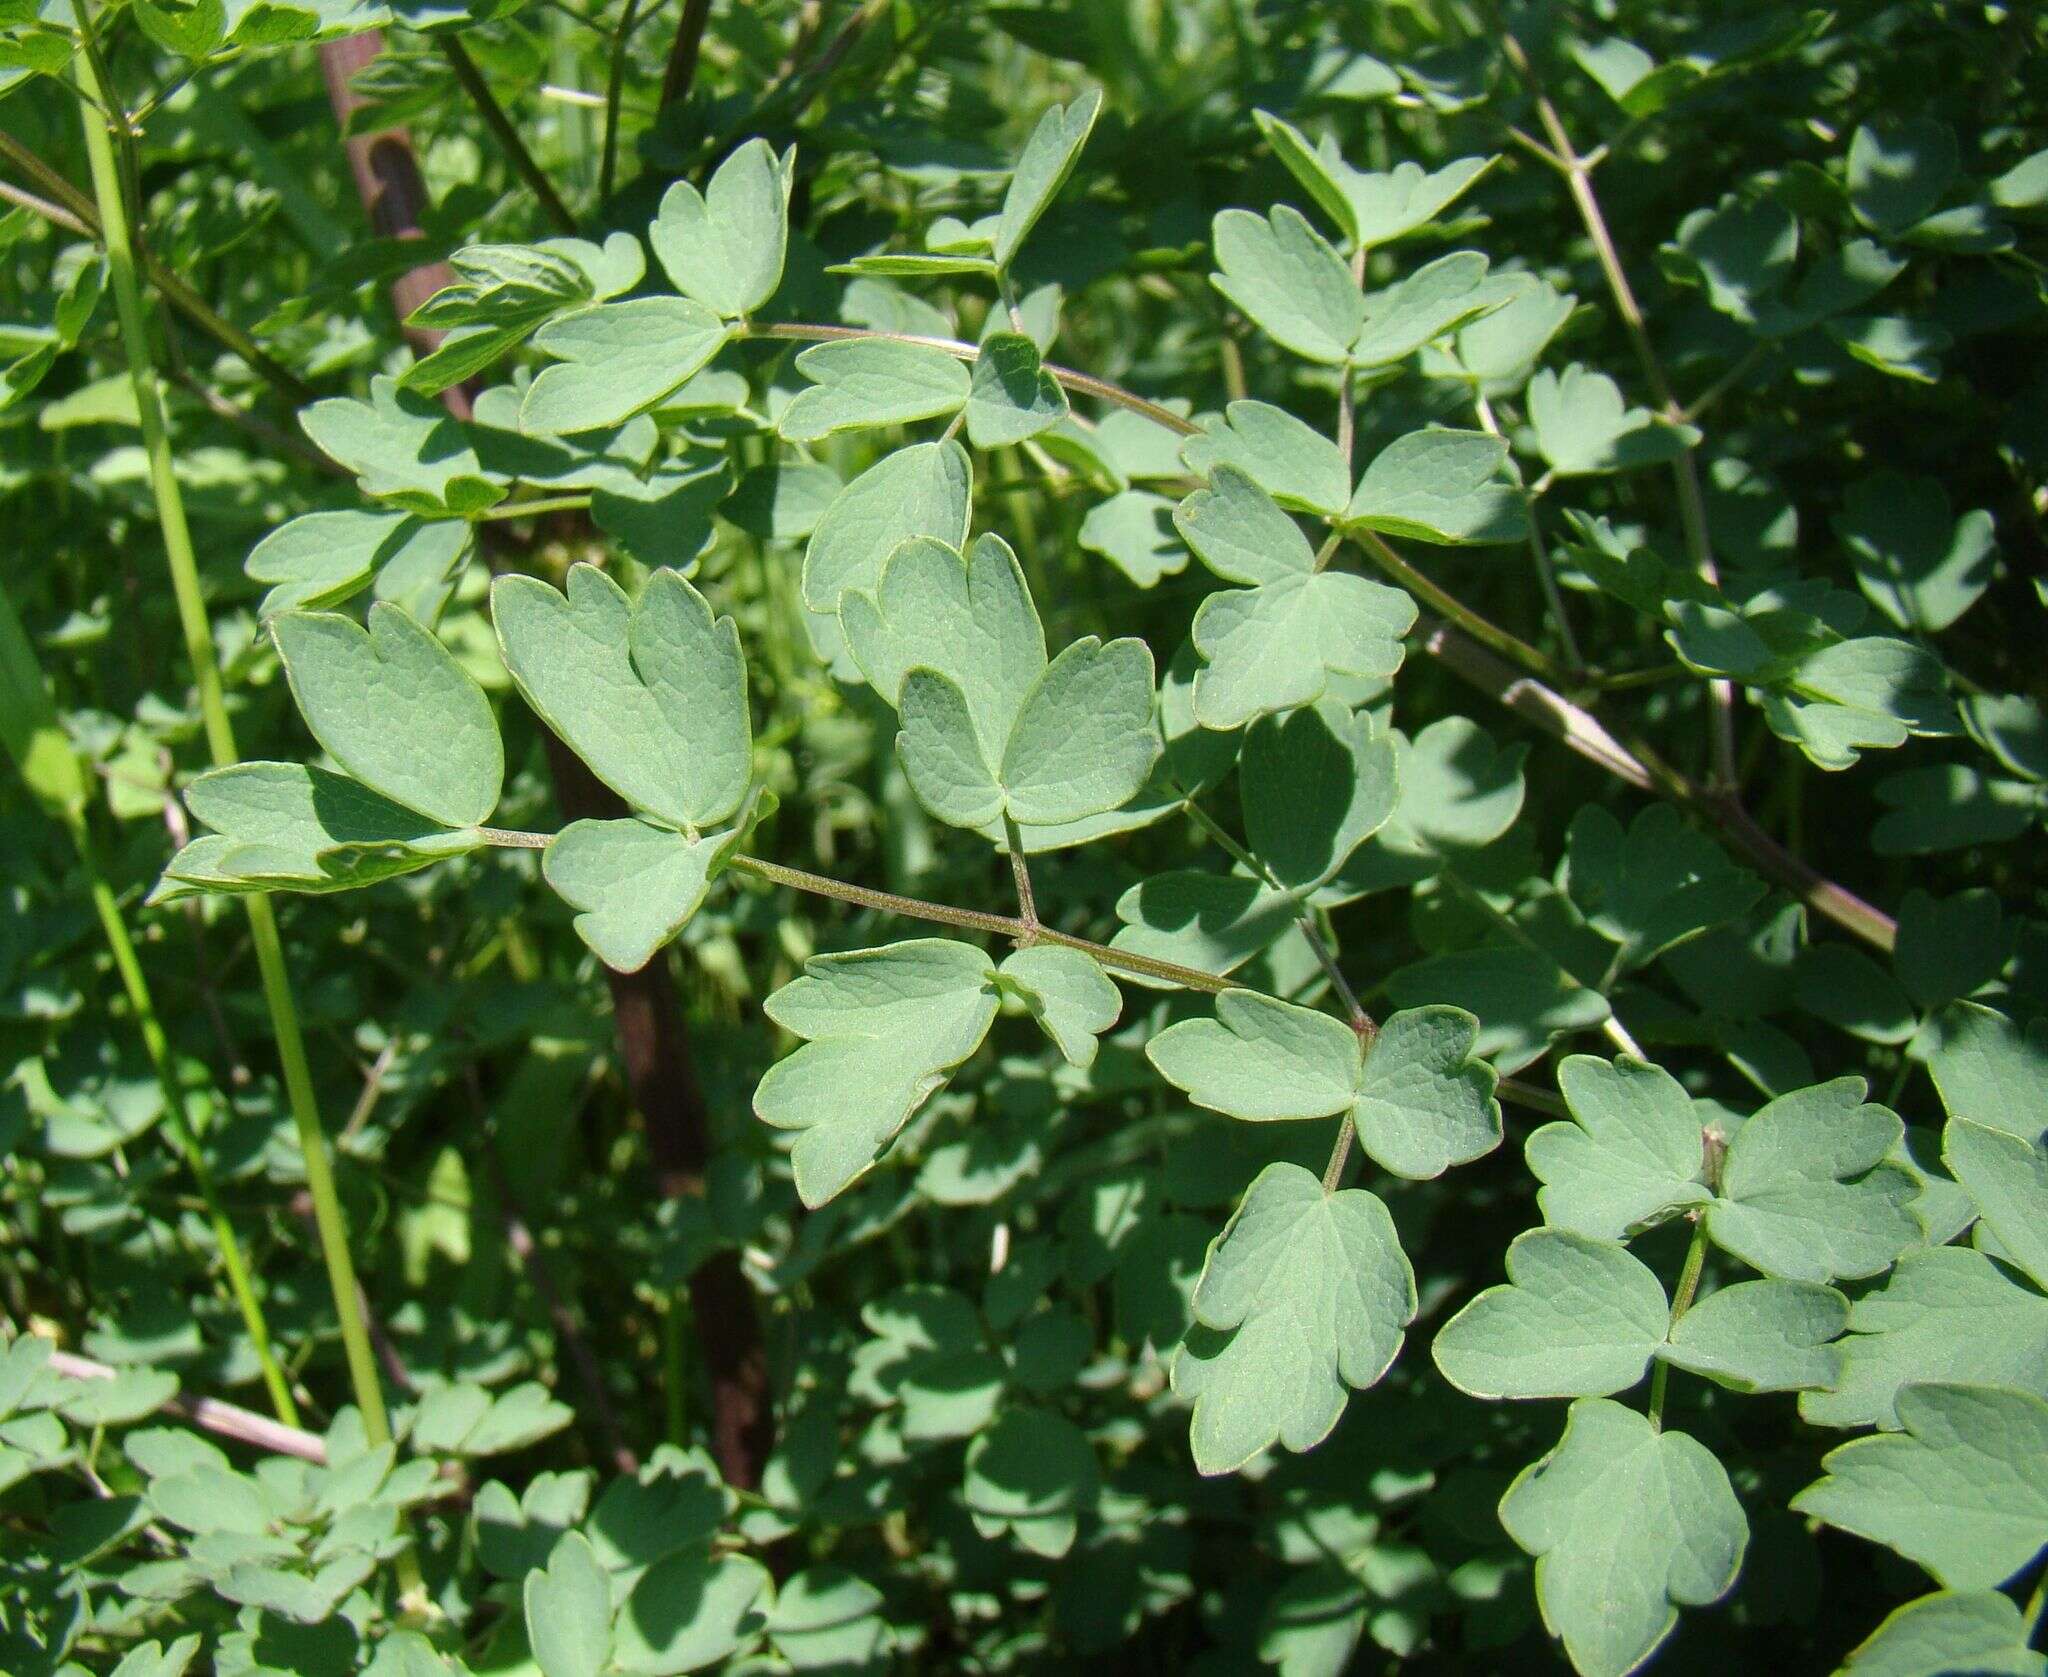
xmin=0 ymin=131 xmax=315 ymax=409
xmin=477 ymin=492 xmax=593 ymax=521
xmin=75 ymin=829 xmax=299 ymax=1425
xmin=0 ymin=174 xmax=90 ymax=233
xmin=1472 ymin=391 xmax=1584 ymax=671
xmin=1682 ymin=343 xmax=1768 ymax=425
xmin=745 ymin=323 xmax=1201 ymax=436
xmin=657 ymin=0 xmax=714 ymax=109
xmin=1495 ymin=23 xmax=1737 ymax=789
xmin=439 ymin=35 xmax=579 ymax=236
xmin=2022 ymin=1564 xmax=2047 ymax=1643
xmin=73 ymin=32 xmax=401 ymax=1492
xmin=1001 ymin=811 xmax=1039 ymax=936
xmin=1336 ymin=247 xmax=1365 ymax=468
xmin=598 ymin=0 xmax=645 ymax=201
xmin=48 ymin=1349 xmax=326 ymax=1463
xmin=1647 ymin=1216 xmax=1710 ymax=1432
xmin=1353 ymin=529 xmax=1566 ymax=684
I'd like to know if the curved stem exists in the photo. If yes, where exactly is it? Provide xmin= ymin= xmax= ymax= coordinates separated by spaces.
xmin=440 ymin=35 xmax=578 ymax=236
xmin=73 ymin=27 xmax=398 ymax=1484
xmin=1647 ymin=1216 xmax=1710 ymax=1432
xmin=745 ymin=322 xmax=1201 ymax=436
xmin=598 ymin=0 xmax=646 ymax=201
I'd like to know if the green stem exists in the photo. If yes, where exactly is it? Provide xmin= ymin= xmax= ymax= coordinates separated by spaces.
xmin=745 ymin=322 xmax=1200 ymax=436
xmin=1001 ymin=811 xmax=1039 ymax=935
xmin=0 ymin=579 xmax=297 ymax=1424
xmin=2023 ymin=1564 xmax=2047 ymax=1644
xmin=598 ymin=0 xmax=646 ymax=202
xmin=1352 ymin=529 xmax=1566 ymax=685
xmin=439 ymin=35 xmax=579 ymax=236
xmin=77 ymin=826 xmax=300 ymax=1425
xmin=476 ymin=492 xmax=593 ymax=521
xmin=726 ymin=853 xmax=1233 ymax=993
xmin=1646 ymin=1217 xmax=1710 ymax=1432
xmin=72 ymin=25 xmax=404 ymax=1516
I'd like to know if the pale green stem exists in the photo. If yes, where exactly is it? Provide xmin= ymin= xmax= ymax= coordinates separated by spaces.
xmin=1001 ymin=811 xmax=1040 ymax=936
xmin=76 ymin=826 xmax=300 ymax=1425
xmin=71 ymin=24 xmax=407 ymax=1562
xmin=1646 ymin=1217 xmax=1709 ymax=1432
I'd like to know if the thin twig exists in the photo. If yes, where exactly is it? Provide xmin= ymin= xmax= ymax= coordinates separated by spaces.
xmin=598 ymin=0 xmax=646 ymax=200
xmin=439 ymin=35 xmax=579 ymax=236
xmin=658 ymin=0 xmax=714 ymax=110
xmin=47 ymin=1347 xmax=326 ymax=1462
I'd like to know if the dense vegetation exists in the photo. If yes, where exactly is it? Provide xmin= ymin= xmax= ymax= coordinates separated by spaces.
xmin=2 ymin=1 xmax=2046 ymax=1671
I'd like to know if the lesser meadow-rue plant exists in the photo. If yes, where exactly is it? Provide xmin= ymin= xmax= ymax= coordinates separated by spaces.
xmin=1 ymin=1 xmax=2045 ymax=1672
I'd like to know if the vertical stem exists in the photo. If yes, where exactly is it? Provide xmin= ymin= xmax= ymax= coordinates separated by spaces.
xmin=71 ymin=32 xmax=398 ymax=1466
xmin=439 ymin=35 xmax=579 ymax=236
xmin=599 ymin=0 xmax=646 ymax=202
xmin=1473 ymin=392 xmax=1585 ymax=671
xmin=77 ymin=832 xmax=300 ymax=1425
xmin=1001 ymin=811 xmax=1039 ymax=935
xmin=1646 ymin=1217 xmax=1709 ymax=1432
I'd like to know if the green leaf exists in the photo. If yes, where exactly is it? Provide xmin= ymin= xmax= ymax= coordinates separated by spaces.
xmin=1077 ymin=488 xmax=1186 ymax=586
xmin=1351 ymin=252 xmax=1501 ymax=368
xmin=1962 ymin=693 xmax=2048 ymax=783
xmin=1500 ymin=1399 xmax=1747 ymax=1677
xmin=271 ymin=604 xmax=501 ymax=830
xmin=1109 ymin=870 xmax=1299 ymax=985
xmin=843 ymin=533 xmax=1045 ymax=741
xmin=525 ymin=1531 xmax=612 ymax=1677
xmin=1172 ymin=1161 xmax=1416 ymax=1473
xmin=1563 ymin=804 xmax=1765 ymax=972
xmin=543 ymin=819 xmax=740 ymax=973
xmin=1828 ymin=314 xmax=1952 ymax=384
xmin=132 ymin=0 xmax=225 ymax=60
xmin=754 ymin=939 xmax=1000 ymax=1205
xmin=1387 ymin=945 xmax=1611 ymax=1076
xmin=1181 ymin=399 xmax=1348 ymax=516
xmin=107 ymin=1637 xmax=204 ymax=1677
xmin=1800 ymin=1247 xmax=2048 ymax=1432
xmin=1191 ymin=570 xmax=1414 ymax=731
xmin=1767 ymin=637 xmax=1959 ymax=772
xmin=1925 ymin=1002 xmax=2048 ymax=1142
xmin=998 ymin=636 xmax=1159 ymax=826
xmin=493 ymin=564 xmax=750 ymax=831
xmin=1529 ymin=1055 xmax=1712 ymax=1240
xmin=962 ymin=1406 xmax=1098 ymax=1556
xmin=1655 ymin=1279 xmax=1848 ymax=1393
xmin=1795 ymin=1383 xmax=2048 ymax=1589
xmin=520 ymin=299 xmax=729 ymax=435
xmin=1837 ymin=472 xmax=1997 ymax=634
xmin=1943 ymin=1118 xmax=2048 ymax=1291
xmin=993 ymin=89 xmax=1103 ymax=269
xmin=768 ymin=1568 xmax=888 ymax=1669
xmin=1431 ymin=270 xmax=1576 ymax=392
xmin=1872 ymin=765 xmax=2041 ymax=855
xmin=1667 ymin=195 xmax=1799 ymax=326
xmin=966 ymin=332 xmax=1066 ymax=446
xmin=1253 ymin=110 xmax=1493 ymax=250
xmin=1432 ymin=1229 xmax=1667 ymax=1399
xmin=1528 ymin=364 xmax=1698 ymax=476
xmin=649 ymin=138 xmax=790 ymax=318
xmin=997 ymin=946 xmax=1120 ymax=1068
xmin=897 ymin=668 xmax=1004 ymax=827
xmin=153 ymin=763 xmax=481 ymax=903
xmin=1175 ymin=464 xmax=1317 ymax=586
xmin=1239 ymin=701 xmax=1399 ymax=892
xmin=300 ymin=375 xmax=498 ymax=516
xmin=1834 ymin=1589 xmax=2048 ymax=1677
xmin=1848 ymin=118 xmax=1958 ymax=235
xmin=613 ymin=1552 xmax=772 ymax=1674
xmin=1210 ymin=205 xmax=1362 ymax=364
xmin=244 ymin=510 xmax=469 ymax=620
xmin=1147 ymin=994 xmax=1498 ymax=1177
xmin=1341 ymin=427 xmax=1526 ymax=545
xmin=801 ymin=440 xmax=973 ymax=612
xmin=1706 ymin=1079 xmax=1918 ymax=1283
xmin=777 ymin=339 xmax=970 ymax=442
xmin=1348 ymin=716 xmax=1527 ymax=883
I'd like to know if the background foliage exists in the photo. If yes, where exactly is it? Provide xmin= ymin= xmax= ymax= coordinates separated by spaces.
xmin=2 ymin=0 xmax=2046 ymax=1673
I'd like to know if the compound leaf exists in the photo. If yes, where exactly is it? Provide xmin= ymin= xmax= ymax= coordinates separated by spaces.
xmin=1500 ymin=1399 xmax=1746 ymax=1677
xmin=271 ymin=603 xmax=501 ymax=829
xmin=493 ymin=564 xmax=750 ymax=832
xmin=1173 ymin=1162 xmax=1416 ymax=1473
